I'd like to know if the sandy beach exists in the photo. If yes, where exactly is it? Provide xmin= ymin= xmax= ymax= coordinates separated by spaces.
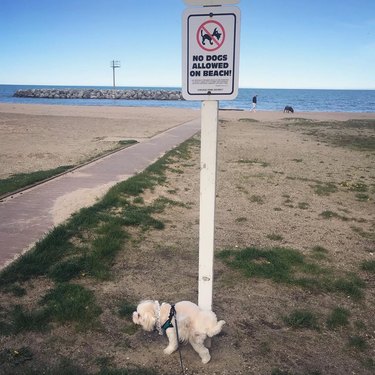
xmin=0 ymin=103 xmax=374 ymax=374
xmin=0 ymin=103 xmax=199 ymax=179
xmin=0 ymin=103 xmax=373 ymax=180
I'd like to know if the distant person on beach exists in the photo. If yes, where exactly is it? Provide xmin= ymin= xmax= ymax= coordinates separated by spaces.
xmin=251 ymin=95 xmax=257 ymax=112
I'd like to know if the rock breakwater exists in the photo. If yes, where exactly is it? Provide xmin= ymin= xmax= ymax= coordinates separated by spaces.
xmin=13 ymin=88 xmax=183 ymax=100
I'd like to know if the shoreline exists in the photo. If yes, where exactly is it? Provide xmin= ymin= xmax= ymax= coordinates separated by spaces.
xmin=1 ymin=102 xmax=374 ymax=116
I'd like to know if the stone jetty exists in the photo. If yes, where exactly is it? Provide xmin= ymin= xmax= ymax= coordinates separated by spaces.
xmin=13 ymin=88 xmax=183 ymax=100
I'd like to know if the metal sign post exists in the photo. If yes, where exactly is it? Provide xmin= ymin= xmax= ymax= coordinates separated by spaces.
xmin=182 ymin=2 xmax=240 ymax=312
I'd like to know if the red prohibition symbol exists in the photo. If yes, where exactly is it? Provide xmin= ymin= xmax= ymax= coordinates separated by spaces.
xmin=196 ymin=20 xmax=225 ymax=52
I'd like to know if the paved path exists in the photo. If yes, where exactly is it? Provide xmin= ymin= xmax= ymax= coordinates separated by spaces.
xmin=0 ymin=117 xmax=200 ymax=270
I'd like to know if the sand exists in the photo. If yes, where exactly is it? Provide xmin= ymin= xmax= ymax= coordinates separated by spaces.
xmin=0 ymin=103 xmax=373 ymax=180
xmin=0 ymin=103 xmax=199 ymax=179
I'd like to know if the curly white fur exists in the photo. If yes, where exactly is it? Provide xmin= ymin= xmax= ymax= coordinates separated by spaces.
xmin=132 ymin=300 xmax=225 ymax=364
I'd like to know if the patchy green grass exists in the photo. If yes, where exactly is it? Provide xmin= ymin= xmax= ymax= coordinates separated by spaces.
xmin=320 ymin=210 xmax=341 ymax=219
xmin=250 ymin=195 xmax=265 ymax=204
xmin=285 ymin=119 xmax=375 ymax=151
xmin=118 ymin=300 xmax=137 ymax=318
xmin=355 ymin=193 xmax=370 ymax=201
xmin=239 ymin=118 xmax=259 ymax=123
xmin=283 ymin=309 xmax=319 ymax=330
xmin=218 ymin=247 xmax=308 ymax=284
xmin=237 ymin=158 xmax=270 ymax=167
xmin=217 ymin=246 xmax=366 ymax=299
xmin=326 ymin=307 xmax=350 ymax=329
xmin=41 ymin=283 xmax=102 ymax=329
xmin=310 ymin=246 xmax=329 ymax=260
xmin=348 ymin=335 xmax=369 ymax=351
xmin=333 ymin=275 xmax=365 ymax=300
xmin=361 ymin=260 xmax=375 ymax=273
xmin=267 ymin=233 xmax=284 ymax=241
xmin=298 ymin=202 xmax=309 ymax=209
xmin=332 ymin=133 xmax=375 ymax=151
xmin=0 ymin=346 xmax=33 ymax=367
xmin=351 ymin=226 xmax=375 ymax=240
xmin=0 ymin=166 xmax=73 ymax=196
xmin=235 ymin=217 xmax=248 ymax=223
xmin=118 ymin=139 xmax=138 ymax=147
xmin=310 ymin=181 xmax=338 ymax=196
xmin=8 ymin=305 xmax=49 ymax=334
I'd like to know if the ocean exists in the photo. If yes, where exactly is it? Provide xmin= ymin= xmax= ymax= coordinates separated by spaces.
xmin=0 ymin=84 xmax=374 ymax=113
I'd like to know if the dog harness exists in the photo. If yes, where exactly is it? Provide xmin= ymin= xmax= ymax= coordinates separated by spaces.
xmin=161 ymin=304 xmax=176 ymax=332
xmin=156 ymin=303 xmax=185 ymax=374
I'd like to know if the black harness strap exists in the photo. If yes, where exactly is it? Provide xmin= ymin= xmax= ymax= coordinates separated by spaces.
xmin=161 ymin=305 xmax=185 ymax=375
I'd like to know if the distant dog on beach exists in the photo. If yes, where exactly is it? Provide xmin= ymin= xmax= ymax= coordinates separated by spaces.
xmin=284 ymin=106 xmax=294 ymax=113
xmin=132 ymin=300 xmax=225 ymax=364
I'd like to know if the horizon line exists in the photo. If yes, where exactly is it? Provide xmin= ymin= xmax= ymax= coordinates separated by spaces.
xmin=1 ymin=83 xmax=375 ymax=91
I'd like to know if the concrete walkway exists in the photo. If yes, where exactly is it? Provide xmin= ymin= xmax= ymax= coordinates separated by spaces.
xmin=0 ymin=117 xmax=201 ymax=270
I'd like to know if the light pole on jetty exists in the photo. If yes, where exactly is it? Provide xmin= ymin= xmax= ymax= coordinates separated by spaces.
xmin=110 ymin=60 xmax=121 ymax=88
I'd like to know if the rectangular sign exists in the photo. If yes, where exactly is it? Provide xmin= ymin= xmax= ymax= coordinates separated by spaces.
xmin=182 ymin=6 xmax=240 ymax=101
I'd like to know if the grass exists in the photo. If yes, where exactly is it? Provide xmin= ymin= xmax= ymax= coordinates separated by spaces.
xmin=8 ymin=305 xmax=49 ymax=334
xmin=267 ymin=233 xmax=284 ymax=241
xmin=0 ymin=346 xmax=33 ymax=366
xmin=348 ymin=335 xmax=368 ymax=351
xmin=319 ymin=210 xmax=341 ymax=219
xmin=0 ymin=166 xmax=73 ymax=196
xmin=351 ymin=226 xmax=375 ymax=240
xmin=41 ymin=283 xmax=102 ymax=329
xmin=310 ymin=246 xmax=329 ymax=260
xmin=0 ymin=354 xmax=159 ymax=375
xmin=310 ymin=182 xmax=338 ymax=196
xmin=235 ymin=217 xmax=247 ymax=223
xmin=298 ymin=202 xmax=309 ymax=209
xmin=285 ymin=119 xmax=375 ymax=151
xmin=237 ymin=158 xmax=270 ymax=167
xmin=326 ymin=307 xmax=350 ymax=329
xmin=239 ymin=118 xmax=259 ymax=123
xmin=118 ymin=300 xmax=137 ymax=318
xmin=361 ymin=260 xmax=375 ymax=273
xmin=217 ymin=246 xmax=365 ymax=299
xmin=250 ymin=195 xmax=265 ymax=204
xmin=283 ymin=309 xmax=319 ymax=330
xmin=0 ymin=137 xmax=198 ymax=336
xmin=1 ymin=284 xmax=102 ymax=334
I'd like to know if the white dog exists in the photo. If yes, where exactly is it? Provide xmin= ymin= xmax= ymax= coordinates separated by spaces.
xmin=132 ymin=300 xmax=225 ymax=364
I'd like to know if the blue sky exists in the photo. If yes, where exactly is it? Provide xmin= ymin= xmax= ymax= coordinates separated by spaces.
xmin=0 ymin=0 xmax=374 ymax=89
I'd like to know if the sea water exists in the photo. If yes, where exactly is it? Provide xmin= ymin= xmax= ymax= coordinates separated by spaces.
xmin=0 ymin=85 xmax=374 ymax=113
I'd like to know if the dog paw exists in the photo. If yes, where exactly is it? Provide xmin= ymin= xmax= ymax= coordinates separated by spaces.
xmin=201 ymin=354 xmax=211 ymax=364
xmin=163 ymin=346 xmax=175 ymax=355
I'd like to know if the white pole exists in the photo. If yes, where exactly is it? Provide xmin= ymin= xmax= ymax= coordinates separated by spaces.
xmin=198 ymin=100 xmax=219 ymax=311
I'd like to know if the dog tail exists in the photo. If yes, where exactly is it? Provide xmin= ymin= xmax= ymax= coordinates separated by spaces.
xmin=207 ymin=319 xmax=226 ymax=338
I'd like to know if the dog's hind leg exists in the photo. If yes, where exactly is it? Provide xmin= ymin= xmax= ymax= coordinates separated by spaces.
xmin=190 ymin=335 xmax=211 ymax=364
xmin=207 ymin=319 xmax=225 ymax=337
xmin=163 ymin=328 xmax=178 ymax=355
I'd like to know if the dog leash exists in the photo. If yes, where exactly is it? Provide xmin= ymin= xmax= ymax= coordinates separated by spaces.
xmin=161 ymin=305 xmax=185 ymax=375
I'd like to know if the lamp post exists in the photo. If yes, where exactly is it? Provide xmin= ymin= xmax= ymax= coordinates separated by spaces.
xmin=110 ymin=60 xmax=121 ymax=88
